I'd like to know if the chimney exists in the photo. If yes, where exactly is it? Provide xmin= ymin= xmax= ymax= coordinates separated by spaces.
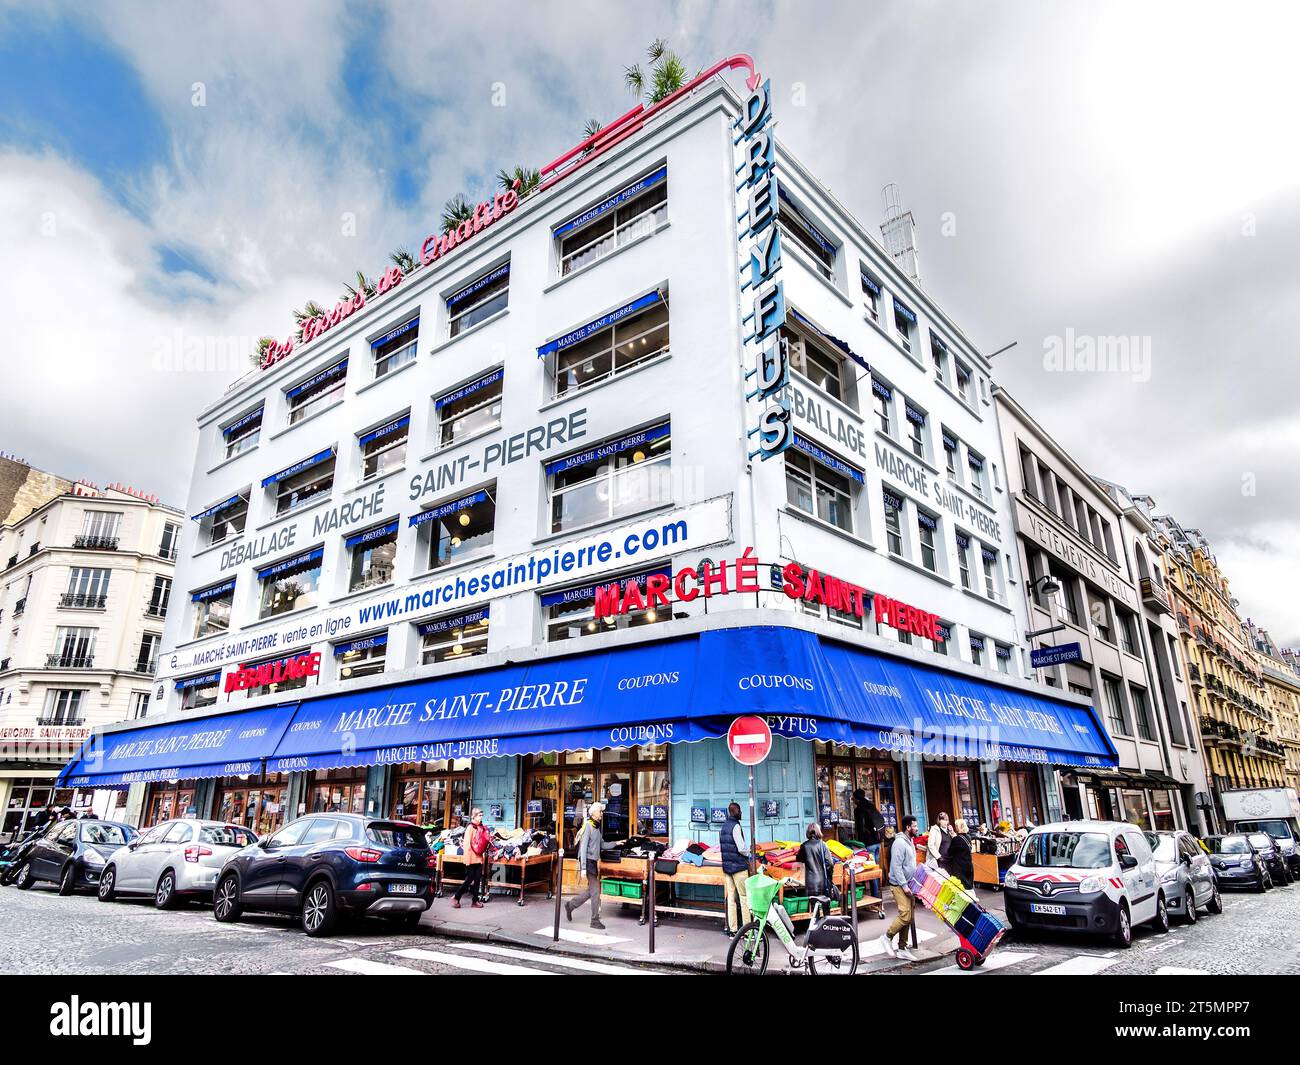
xmin=880 ymin=183 xmax=921 ymax=283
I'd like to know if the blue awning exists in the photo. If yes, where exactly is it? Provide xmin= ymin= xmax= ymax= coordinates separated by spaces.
xmin=261 ymin=448 xmax=335 ymax=487
xmin=358 ymin=416 xmax=409 ymax=447
xmin=905 ymin=402 xmax=927 ymax=426
xmin=545 ymin=423 xmax=669 ymax=476
xmin=447 ymin=263 xmax=510 ymax=308
xmin=536 ymin=290 xmax=663 ymax=358
xmin=435 ymin=368 xmax=503 ymax=410
xmin=344 ymin=520 xmax=399 ymax=549
xmin=791 ymin=434 xmax=865 ymax=484
xmin=257 ymin=547 xmax=324 ymax=580
xmin=56 ymin=702 xmax=299 ymax=788
xmin=190 ymin=495 xmax=244 ymax=521
xmin=334 ymin=633 xmax=388 ymax=656
xmin=539 ymin=566 xmax=672 ymax=608
xmin=929 ymin=329 xmax=948 ymax=354
xmin=788 ymin=307 xmax=869 ymax=371
xmin=859 ymin=267 xmax=882 ymax=297
xmin=191 ymin=578 xmax=235 ymax=602
xmin=372 ymin=317 xmax=419 ymax=349
xmin=222 ymin=406 xmax=263 ymax=438
xmin=777 ymin=187 xmax=835 ymax=253
xmin=174 ymin=672 xmax=221 ymax=691
xmin=893 ymin=298 xmax=917 ymax=325
xmin=409 ymin=489 xmax=489 ymax=527
xmin=554 ymin=166 xmax=667 ymax=238
xmin=416 ymin=605 xmax=490 ymax=637
xmin=285 ymin=359 xmax=347 ymax=399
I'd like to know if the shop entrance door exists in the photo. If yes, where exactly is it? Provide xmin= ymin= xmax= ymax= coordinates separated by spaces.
xmin=561 ymin=771 xmax=595 ymax=854
xmin=525 ymin=773 xmax=560 ymax=836
xmin=923 ymin=767 xmax=955 ymax=826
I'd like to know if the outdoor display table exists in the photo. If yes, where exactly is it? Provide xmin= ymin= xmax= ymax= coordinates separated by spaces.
xmin=435 ymin=851 xmax=556 ymax=906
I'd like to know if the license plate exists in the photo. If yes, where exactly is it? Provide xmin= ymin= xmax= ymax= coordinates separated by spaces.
xmin=389 ymin=883 xmax=419 ymax=895
xmin=1030 ymin=902 xmax=1066 ymax=915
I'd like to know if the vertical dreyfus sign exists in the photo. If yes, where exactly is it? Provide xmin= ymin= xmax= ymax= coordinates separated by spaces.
xmin=735 ymin=78 xmax=791 ymax=460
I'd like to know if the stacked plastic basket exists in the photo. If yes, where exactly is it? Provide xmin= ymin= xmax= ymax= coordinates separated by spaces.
xmin=908 ymin=864 xmax=1004 ymax=957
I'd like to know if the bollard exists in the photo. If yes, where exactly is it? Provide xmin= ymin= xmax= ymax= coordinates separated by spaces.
xmin=646 ymin=855 xmax=656 ymax=954
xmin=552 ymin=851 xmax=563 ymax=943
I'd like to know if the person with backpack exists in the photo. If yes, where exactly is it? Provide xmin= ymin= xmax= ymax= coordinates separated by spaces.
xmin=564 ymin=801 xmax=606 ymax=930
xmin=720 ymin=802 xmax=753 ymax=937
xmin=452 ymin=807 xmax=490 ymax=909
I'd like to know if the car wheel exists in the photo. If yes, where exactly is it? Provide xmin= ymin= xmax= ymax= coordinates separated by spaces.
xmin=1152 ymin=894 xmax=1170 ymax=934
xmin=301 ymin=879 xmax=338 ymax=937
xmin=1256 ymin=874 xmax=1268 ymax=893
xmin=1182 ymin=888 xmax=1198 ymax=924
xmin=14 ymin=862 xmax=34 ymax=891
xmin=1114 ymin=903 xmax=1132 ymax=948
xmin=213 ymin=873 xmax=242 ymax=922
xmin=98 ymin=866 xmax=117 ymax=902
xmin=154 ymin=870 xmax=178 ymax=910
xmin=1207 ymin=884 xmax=1223 ymax=914
xmin=57 ymin=863 xmax=76 ymax=897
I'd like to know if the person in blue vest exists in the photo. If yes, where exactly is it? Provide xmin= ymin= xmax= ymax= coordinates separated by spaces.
xmin=720 ymin=802 xmax=753 ymax=937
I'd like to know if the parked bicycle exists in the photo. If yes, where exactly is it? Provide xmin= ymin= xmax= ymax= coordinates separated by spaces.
xmin=726 ymin=873 xmax=859 ymax=975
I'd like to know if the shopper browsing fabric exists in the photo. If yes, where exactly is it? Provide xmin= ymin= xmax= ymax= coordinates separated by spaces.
xmin=720 ymin=802 xmax=753 ymax=937
xmin=452 ymin=807 xmax=490 ymax=910
xmin=926 ymin=811 xmax=953 ymax=869
xmin=879 ymin=815 xmax=919 ymax=961
xmin=946 ymin=818 xmax=975 ymax=890
xmin=797 ymin=822 xmax=837 ymax=901
xmin=564 ymin=801 xmax=606 ymax=930
xmin=853 ymin=789 xmax=884 ymax=855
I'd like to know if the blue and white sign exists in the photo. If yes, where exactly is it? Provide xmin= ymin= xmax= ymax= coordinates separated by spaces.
xmin=333 ymin=633 xmax=388 ymax=657
xmin=262 ymin=448 xmax=335 ymax=488
xmin=690 ymin=806 xmax=707 ymax=824
xmin=222 ymin=407 xmax=263 ymax=439
xmin=527 ymin=799 xmax=543 ymax=814
xmin=408 ymin=490 xmax=489 ymax=527
xmin=762 ymin=799 xmax=780 ymax=818
xmin=256 ymin=547 xmax=324 ymax=580
xmin=285 ymin=359 xmax=347 ymax=399
xmin=710 ymin=807 xmax=728 ymax=824
xmin=358 ymin=417 xmax=409 ymax=447
xmin=446 ymin=263 xmax=509 ymax=308
xmin=435 ymin=369 xmax=503 ymax=409
xmin=344 ymin=520 xmax=399 ymax=550
xmin=554 ymin=166 xmax=667 ymax=238
xmin=371 ymin=317 xmax=419 ymax=349
xmin=415 ymin=606 xmax=489 ymax=638
xmin=191 ymin=578 xmax=235 ymax=603
xmin=190 ymin=495 xmax=244 ymax=522
xmin=1031 ymin=643 xmax=1084 ymax=669
xmin=544 ymin=423 xmax=669 ymax=476
xmin=792 ymin=433 xmax=865 ymax=485
xmin=536 ymin=291 xmax=663 ymax=358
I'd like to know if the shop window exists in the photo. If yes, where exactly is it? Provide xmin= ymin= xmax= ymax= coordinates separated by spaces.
xmin=286 ymin=359 xmax=347 ymax=425
xmin=371 ymin=317 xmax=419 ymax=379
xmin=269 ymin=451 xmax=335 ymax=517
xmin=785 ymin=445 xmax=856 ymax=533
xmin=547 ymin=424 xmax=670 ymax=534
xmin=216 ymin=772 xmax=289 ymax=836
xmin=860 ymin=265 xmax=881 ymax=322
xmin=954 ymin=768 xmax=983 ymax=830
xmin=447 ymin=262 xmax=510 ymax=337
xmin=191 ymin=579 xmax=234 ymax=639
xmin=359 ymin=416 xmax=409 ymax=482
xmin=202 ymin=495 xmax=247 ymax=547
xmin=391 ymin=761 xmax=472 ymax=830
xmin=418 ymin=607 xmax=490 ymax=664
xmin=557 ymin=167 xmax=667 ymax=276
xmin=143 ymin=781 xmax=198 ymax=827
xmin=257 ymin=548 xmax=323 ymax=619
xmin=222 ymin=405 xmax=263 ymax=458
xmin=435 ymin=369 xmax=503 ymax=448
xmin=872 ymin=376 xmax=893 ymax=435
xmin=917 ymin=510 xmax=939 ymax=572
xmin=778 ymin=192 xmax=835 ymax=280
xmin=814 ymin=743 xmax=899 ymax=840
xmin=525 ymin=746 xmax=667 ymax=852
xmin=412 ymin=488 xmax=496 ymax=571
xmin=307 ymin=769 xmax=367 ymax=815
xmin=543 ymin=568 xmax=671 ymax=642
xmin=347 ymin=520 xmax=398 ymax=592
xmin=784 ymin=324 xmax=844 ymax=402
xmin=905 ymin=400 xmax=927 ymax=459
xmin=335 ymin=632 xmax=387 ymax=680
xmin=551 ymin=292 xmax=669 ymax=397
xmin=176 ymin=671 xmax=220 ymax=711
xmin=883 ymin=488 xmax=905 ymax=556
xmin=956 ymin=531 xmax=973 ymax=590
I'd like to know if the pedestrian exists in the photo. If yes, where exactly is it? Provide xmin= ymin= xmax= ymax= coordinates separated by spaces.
xmin=852 ymin=789 xmax=884 ymax=859
xmin=879 ymin=815 xmax=919 ymax=961
xmin=565 ymin=801 xmax=606 ymax=930
xmin=926 ymin=811 xmax=953 ymax=869
xmin=797 ymin=822 xmax=837 ymax=905
xmin=720 ymin=801 xmax=753 ymax=937
xmin=947 ymin=818 xmax=975 ymax=890
xmin=58 ymin=807 xmax=75 ymax=822
xmin=452 ymin=807 xmax=489 ymax=910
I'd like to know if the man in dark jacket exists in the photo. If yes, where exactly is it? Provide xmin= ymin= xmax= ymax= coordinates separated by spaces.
xmin=946 ymin=818 xmax=975 ymax=890
xmin=797 ymin=823 xmax=837 ymax=901
xmin=720 ymin=802 xmax=752 ymax=937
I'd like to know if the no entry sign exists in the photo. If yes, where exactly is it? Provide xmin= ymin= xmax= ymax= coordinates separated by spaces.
xmin=727 ymin=715 xmax=773 ymax=766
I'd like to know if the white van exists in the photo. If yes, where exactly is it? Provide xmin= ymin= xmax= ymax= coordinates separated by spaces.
xmin=1003 ymin=820 xmax=1170 ymax=947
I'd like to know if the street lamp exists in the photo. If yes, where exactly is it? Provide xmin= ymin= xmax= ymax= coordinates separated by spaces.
xmin=1025 ymin=574 xmax=1065 ymax=640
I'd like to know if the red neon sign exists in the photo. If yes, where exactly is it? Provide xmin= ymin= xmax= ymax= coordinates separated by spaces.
xmin=419 ymin=183 xmax=521 ymax=268
xmin=224 ymin=652 xmax=321 ymax=694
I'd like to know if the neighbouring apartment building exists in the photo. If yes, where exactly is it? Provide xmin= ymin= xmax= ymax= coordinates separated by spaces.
xmin=1245 ymin=619 xmax=1300 ymax=797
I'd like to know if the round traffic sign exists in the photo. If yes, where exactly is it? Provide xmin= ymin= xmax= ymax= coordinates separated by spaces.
xmin=727 ymin=715 xmax=773 ymax=766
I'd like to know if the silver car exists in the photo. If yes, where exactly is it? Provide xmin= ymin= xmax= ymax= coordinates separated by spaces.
xmin=98 ymin=819 xmax=259 ymax=908
xmin=1145 ymin=830 xmax=1221 ymax=925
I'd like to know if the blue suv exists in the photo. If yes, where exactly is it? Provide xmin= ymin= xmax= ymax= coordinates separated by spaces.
xmin=212 ymin=814 xmax=434 ymax=936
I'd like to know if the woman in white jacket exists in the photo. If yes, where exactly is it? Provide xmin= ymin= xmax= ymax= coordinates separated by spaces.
xmin=926 ymin=811 xmax=953 ymax=869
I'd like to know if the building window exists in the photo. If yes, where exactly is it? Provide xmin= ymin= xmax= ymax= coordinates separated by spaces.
xmin=158 ymin=522 xmax=180 ymax=560
xmin=544 ymin=570 xmax=671 ymax=642
xmin=525 ymin=745 xmax=669 ymax=850
xmin=548 ymin=424 xmax=670 ymax=534
xmin=64 ymin=567 xmax=110 ymax=609
xmin=995 ymin=644 xmax=1013 ymax=674
xmin=1103 ymin=674 xmax=1130 ymax=736
xmin=359 ymin=416 xmax=409 ymax=482
xmin=893 ymin=299 xmax=916 ymax=353
xmin=969 ymin=635 xmax=986 ymax=667
xmin=42 ymin=689 xmax=84 ymax=725
xmin=929 ymin=331 xmax=949 ymax=384
xmin=551 ymin=292 xmax=668 ymax=398
xmin=1018 ymin=445 xmax=1040 ymax=500
xmin=956 ymin=531 xmax=973 ymax=590
xmin=967 ymin=451 xmax=987 ymax=499
xmin=1118 ymin=610 xmax=1138 ymax=655
xmin=177 ymin=672 xmax=220 ymax=712
xmin=371 ymin=317 xmax=419 ymax=378
xmin=418 ymin=607 xmax=489 ymax=664
xmin=1089 ymin=590 xmax=1113 ymax=643
xmin=905 ymin=400 xmax=927 ymax=459
xmin=955 ymin=361 xmax=973 ymax=404
xmin=413 ymin=489 xmax=496 ymax=571
xmin=147 ymin=575 xmax=171 ymax=619
xmin=202 ymin=495 xmax=248 ymax=547
xmin=269 ymin=451 xmax=335 ymax=517
xmin=222 ymin=406 xmax=263 ymax=458
xmin=79 ymin=510 xmax=121 ymax=548
xmin=391 ymin=760 xmax=473 ymax=830
xmin=447 ymin=262 xmax=510 ymax=337
xmin=51 ymin=626 xmax=96 ymax=668
xmin=191 ymin=579 xmax=234 ymax=639
xmin=778 ymin=194 xmax=835 ymax=280
xmin=943 ymin=430 xmax=960 ymax=482
xmin=429 ymin=373 xmax=502 ymax=453
xmin=883 ymin=488 xmax=905 ymax=555
xmin=1131 ymin=685 xmax=1156 ymax=742
xmin=872 ymin=377 xmax=893 ymax=435
xmin=783 ymin=325 xmax=845 ymax=402
xmin=557 ymin=167 xmax=667 ymax=276
xmin=785 ymin=446 xmax=857 ymax=533
xmin=257 ymin=549 xmax=323 ymax=619
xmin=335 ymin=633 xmax=387 ymax=680
xmin=129 ymin=691 xmax=151 ymax=720
xmin=135 ymin=632 xmax=161 ymax=674
xmin=347 ymin=521 xmax=398 ymax=593
xmin=981 ymin=546 xmax=1001 ymax=600
xmin=286 ymin=360 xmax=347 ymax=425
xmin=917 ymin=510 xmax=939 ymax=572
xmin=860 ymin=266 xmax=881 ymax=321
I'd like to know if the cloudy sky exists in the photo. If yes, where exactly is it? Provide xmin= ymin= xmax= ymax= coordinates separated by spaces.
xmin=1 ymin=1 xmax=1296 ymax=643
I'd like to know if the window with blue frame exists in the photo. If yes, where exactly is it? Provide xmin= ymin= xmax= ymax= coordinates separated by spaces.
xmin=556 ymin=166 xmax=667 ymax=276
xmin=410 ymin=487 xmax=496 ymax=571
xmin=286 ymin=359 xmax=347 ymax=425
xmin=778 ymin=189 xmax=835 ymax=280
xmin=547 ymin=424 xmax=671 ymax=534
xmin=372 ymin=317 xmax=419 ymax=378
xmin=447 ymin=262 xmax=509 ymax=337
xmin=257 ymin=548 xmax=323 ymax=620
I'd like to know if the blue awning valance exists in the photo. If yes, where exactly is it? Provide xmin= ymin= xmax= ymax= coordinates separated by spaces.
xmin=554 ymin=166 xmax=667 ymax=238
xmin=257 ymin=547 xmax=324 ymax=580
xmin=791 ymin=434 xmax=865 ymax=484
xmin=190 ymin=495 xmax=244 ymax=522
xmin=788 ymin=307 xmax=869 ymax=371
xmin=262 ymin=448 xmax=335 ymax=488
xmin=344 ymin=520 xmax=399 ymax=550
xmin=544 ymin=423 xmax=669 ymax=476
xmin=191 ymin=578 xmax=235 ymax=602
xmin=409 ymin=489 xmax=489 ymax=527
xmin=447 ymin=263 xmax=510 ymax=308
xmin=435 ymin=369 xmax=503 ymax=409
xmin=416 ymin=605 xmax=490 ymax=638
xmin=285 ymin=360 xmax=347 ymax=399
xmin=536 ymin=291 xmax=663 ymax=358
xmin=358 ymin=416 xmax=409 ymax=447
xmin=893 ymin=298 xmax=917 ymax=325
xmin=334 ymin=633 xmax=388 ymax=656
xmin=538 ymin=567 xmax=671 ymax=609
xmin=222 ymin=407 xmax=263 ymax=438
xmin=372 ymin=317 xmax=419 ymax=349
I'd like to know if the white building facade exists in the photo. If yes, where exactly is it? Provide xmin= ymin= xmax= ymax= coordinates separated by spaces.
xmin=63 ymin=63 xmax=1113 ymax=848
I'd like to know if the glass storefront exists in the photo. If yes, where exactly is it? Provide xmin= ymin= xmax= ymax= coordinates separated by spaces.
xmin=390 ymin=760 xmax=472 ymax=830
xmin=306 ymin=768 xmax=366 ymax=816
xmin=524 ymin=745 xmax=668 ymax=853
xmin=144 ymin=781 xmax=199 ymax=827
xmin=216 ymin=772 xmax=289 ymax=836
xmin=995 ymin=768 xmax=1043 ymax=828
xmin=814 ymin=743 xmax=899 ymax=841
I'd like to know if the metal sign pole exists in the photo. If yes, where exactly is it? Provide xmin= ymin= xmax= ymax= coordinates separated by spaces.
xmin=747 ymin=765 xmax=757 ymax=875
xmin=552 ymin=850 xmax=563 ymax=943
xmin=646 ymin=855 xmax=656 ymax=954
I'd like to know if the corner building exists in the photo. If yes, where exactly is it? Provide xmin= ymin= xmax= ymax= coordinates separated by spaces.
xmin=62 ymin=62 xmax=1115 ymax=851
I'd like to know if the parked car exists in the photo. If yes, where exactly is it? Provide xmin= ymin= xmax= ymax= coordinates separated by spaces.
xmin=1203 ymin=833 xmax=1270 ymax=892
xmin=98 ymin=819 xmax=259 ymax=908
xmin=211 ymin=814 xmax=434 ymax=936
xmin=1144 ymin=830 xmax=1221 ymax=924
xmin=11 ymin=820 xmax=136 ymax=895
xmin=1233 ymin=817 xmax=1300 ymax=879
xmin=1002 ymin=820 xmax=1169 ymax=948
xmin=1245 ymin=831 xmax=1291 ymax=885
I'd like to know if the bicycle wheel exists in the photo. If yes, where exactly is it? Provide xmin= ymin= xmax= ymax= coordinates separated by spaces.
xmin=807 ymin=920 xmax=859 ymax=976
xmin=726 ymin=921 xmax=770 ymax=975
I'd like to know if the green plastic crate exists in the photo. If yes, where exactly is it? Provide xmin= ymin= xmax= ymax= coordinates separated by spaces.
xmin=782 ymin=894 xmax=809 ymax=916
xmin=600 ymin=878 xmax=643 ymax=899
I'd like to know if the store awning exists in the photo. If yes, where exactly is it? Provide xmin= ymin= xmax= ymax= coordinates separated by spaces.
xmin=56 ymin=703 xmax=299 ymax=789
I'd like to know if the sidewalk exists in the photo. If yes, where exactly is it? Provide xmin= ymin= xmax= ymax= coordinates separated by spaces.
xmin=415 ymin=875 xmax=1009 ymax=973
